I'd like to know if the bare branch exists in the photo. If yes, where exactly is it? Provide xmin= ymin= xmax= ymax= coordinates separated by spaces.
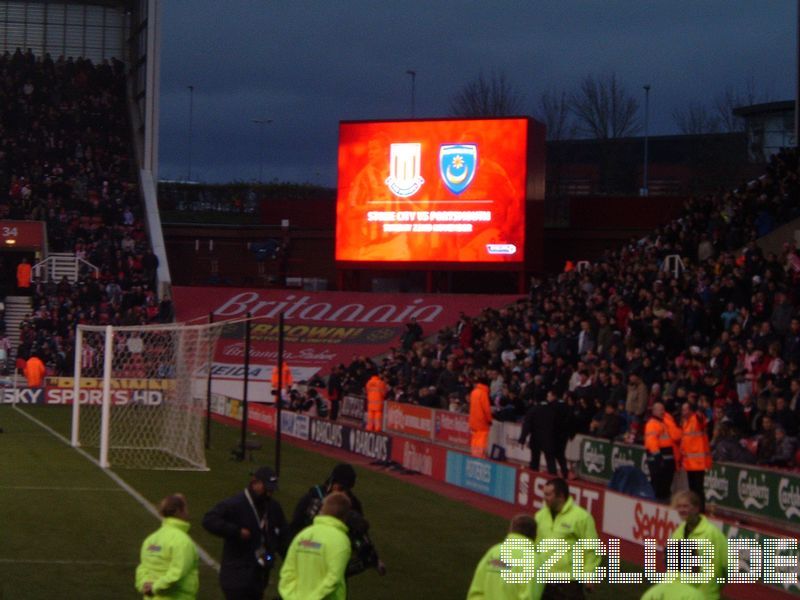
xmin=569 ymin=72 xmax=639 ymax=139
xmin=449 ymin=70 xmax=525 ymax=117
xmin=672 ymin=102 xmax=719 ymax=135
xmin=536 ymin=89 xmax=575 ymax=141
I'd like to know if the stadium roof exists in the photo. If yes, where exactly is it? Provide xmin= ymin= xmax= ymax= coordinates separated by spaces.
xmin=733 ymin=100 xmax=794 ymax=117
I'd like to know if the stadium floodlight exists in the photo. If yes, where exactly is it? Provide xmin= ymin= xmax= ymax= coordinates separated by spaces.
xmin=71 ymin=321 xmax=226 ymax=470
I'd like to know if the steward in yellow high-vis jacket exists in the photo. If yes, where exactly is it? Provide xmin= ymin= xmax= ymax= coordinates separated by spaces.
xmin=279 ymin=492 xmax=352 ymax=600
xmin=534 ymin=478 xmax=600 ymax=600
xmin=135 ymin=494 xmax=199 ymax=600
xmin=669 ymin=490 xmax=727 ymax=600
xmin=641 ymin=579 xmax=705 ymax=600
xmin=467 ymin=514 xmax=543 ymax=600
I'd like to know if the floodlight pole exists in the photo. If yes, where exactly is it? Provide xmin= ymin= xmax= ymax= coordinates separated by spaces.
xmin=238 ymin=312 xmax=252 ymax=461
xmin=642 ymin=84 xmax=650 ymax=197
xmin=204 ymin=311 xmax=214 ymax=449
xmin=275 ymin=312 xmax=285 ymax=477
xmin=406 ymin=70 xmax=416 ymax=118
xmin=252 ymin=119 xmax=273 ymax=182
xmin=187 ymin=85 xmax=194 ymax=181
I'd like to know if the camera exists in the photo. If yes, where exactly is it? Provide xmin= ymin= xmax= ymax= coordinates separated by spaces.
xmin=255 ymin=548 xmax=273 ymax=568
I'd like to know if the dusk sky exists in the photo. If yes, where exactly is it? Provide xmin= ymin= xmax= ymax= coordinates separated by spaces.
xmin=157 ymin=1 xmax=797 ymax=186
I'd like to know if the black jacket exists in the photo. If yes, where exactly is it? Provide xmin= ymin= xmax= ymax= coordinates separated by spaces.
xmin=289 ymin=483 xmax=364 ymax=540
xmin=202 ymin=489 xmax=289 ymax=592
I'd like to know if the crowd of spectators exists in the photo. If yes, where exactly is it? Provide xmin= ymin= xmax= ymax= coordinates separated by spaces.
xmin=300 ymin=147 xmax=800 ymax=471
xmin=0 ymin=49 xmax=170 ymax=375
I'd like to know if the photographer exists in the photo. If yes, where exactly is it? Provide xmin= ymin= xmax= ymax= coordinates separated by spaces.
xmin=290 ymin=463 xmax=386 ymax=578
xmin=202 ymin=467 xmax=289 ymax=600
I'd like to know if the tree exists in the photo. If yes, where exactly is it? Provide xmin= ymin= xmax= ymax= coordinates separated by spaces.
xmin=672 ymin=102 xmax=719 ymax=135
xmin=569 ymin=73 xmax=639 ymax=139
xmin=714 ymin=77 xmax=772 ymax=133
xmin=449 ymin=70 xmax=524 ymax=117
xmin=535 ymin=89 xmax=575 ymax=141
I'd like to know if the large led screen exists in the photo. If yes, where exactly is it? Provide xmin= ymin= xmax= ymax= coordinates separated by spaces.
xmin=336 ymin=118 xmax=528 ymax=263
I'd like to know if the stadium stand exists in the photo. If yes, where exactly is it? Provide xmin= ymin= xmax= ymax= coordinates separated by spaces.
xmin=0 ymin=49 xmax=168 ymax=375
xmin=282 ymin=148 xmax=800 ymax=469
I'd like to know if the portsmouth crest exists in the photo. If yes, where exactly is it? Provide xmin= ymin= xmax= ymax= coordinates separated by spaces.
xmin=385 ymin=143 xmax=424 ymax=197
xmin=440 ymin=144 xmax=477 ymax=194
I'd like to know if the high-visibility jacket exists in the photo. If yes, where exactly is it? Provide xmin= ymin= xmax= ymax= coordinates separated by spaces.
xmin=644 ymin=413 xmax=682 ymax=461
xmin=534 ymin=497 xmax=601 ymax=577
xmin=279 ymin=515 xmax=350 ymax=600
xmin=365 ymin=375 xmax=388 ymax=410
xmin=467 ymin=533 xmax=543 ymax=600
xmin=135 ymin=517 xmax=199 ymax=600
xmin=16 ymin=261 xmax=31 ymax=288
xmin=640 ymin=581 xmax=704 ymax=600
xmin=681 ymin=412 xmax=712 ymax=471
xmin=24 ymin=356 xmax=46 ymax=388
xmin=669 ymin=515 xmax=728 ymax=600
xmin=271 ymin=362 xmax=292 ymax=390
xmin=469 ymin=383 xmax=492 ymax=432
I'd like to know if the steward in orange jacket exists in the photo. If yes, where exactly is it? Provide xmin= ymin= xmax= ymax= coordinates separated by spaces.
xmin=644 ymin=402 xmax=682 ymax=501
xmin=469 ymin=379 xmax=492 ymax=458
xmin=271 ymin=362 xmax=293 ymax=401
xmin=680 ymin=402 xmax=712 ymax=512
xmin=365 ymin=374 xmax=388 ymax=432
xmin=24 ymin=355 xmax=46 ymax=388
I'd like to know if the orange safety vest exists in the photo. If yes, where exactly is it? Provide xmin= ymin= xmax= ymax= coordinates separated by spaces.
xmin=681 ymin=412 xmax=712 ymax=471
xmin=469 ymin=383 xmax=492 ymax=432
xmin=24 ymin=356 xmax=46 ymax=387
xmin=644 ymin=413 xmax=682 ymax=461
xmin=270 ymin=363 xmax=292 ymax=390
xmin=365 ymin=375 xmax=387 ymax=410
xmin=17 ymin=262 xmax=31 ymax=288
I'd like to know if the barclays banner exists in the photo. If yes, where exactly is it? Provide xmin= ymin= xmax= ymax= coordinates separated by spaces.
xmin=345 ymin=427 xmax=391 ymax=462
xmin=309 ymin=418 xmax=347 ymax=450
xmin=445 ymin=450 xmax=516 ymax=504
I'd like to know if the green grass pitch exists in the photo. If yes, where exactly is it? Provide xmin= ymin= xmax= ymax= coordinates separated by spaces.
xmin=0 ymin=405 xmax=651 ymax=599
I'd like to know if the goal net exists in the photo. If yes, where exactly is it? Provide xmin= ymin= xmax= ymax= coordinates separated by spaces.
xmin=71 ymin=321 xmax=224 ymax=470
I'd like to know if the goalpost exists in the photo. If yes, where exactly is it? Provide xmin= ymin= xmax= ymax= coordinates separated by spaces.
xmin=70 ymin=321 xmax=225 ymax=470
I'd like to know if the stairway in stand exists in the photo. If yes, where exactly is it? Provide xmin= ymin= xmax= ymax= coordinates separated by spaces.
xmin=4 ymin=295 xmax=33 ymax=362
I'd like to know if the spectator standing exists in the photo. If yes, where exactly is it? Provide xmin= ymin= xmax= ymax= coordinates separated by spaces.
xmin=135 ymin=493 xmax=199 ymax=599
xmin=278 ymin=492 xmax=351 ymax=600
xmin=364 ymin=372 xmax=388 ymax=432
xmin=679 ymin=402 xmax=712 ymax=512
xmin=766 ymin=425 xmax=797 ymax=466
xmin=625 ymin=372 xmax=648 ymax=424
xmin=644 ymin=402 xmax=682 ymax=501
xmin=467 ymin=514 xmax=542 ymax=600
xmin=469 ymin=376 xmax=493 ymax=458
xmin=202 ymin=467 xmax=289 ymax=600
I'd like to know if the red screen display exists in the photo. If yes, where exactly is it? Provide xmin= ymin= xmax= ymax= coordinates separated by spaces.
xmin=335 ymin=118 xmax=528 ymax=263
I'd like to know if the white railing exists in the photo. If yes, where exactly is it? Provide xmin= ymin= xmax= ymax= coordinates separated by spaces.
xmin=32 ymin=254 xmax=99 ymax=282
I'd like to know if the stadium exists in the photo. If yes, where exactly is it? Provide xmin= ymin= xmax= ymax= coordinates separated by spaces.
xmin=0 ymin=1 xmax=799 ymax=599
